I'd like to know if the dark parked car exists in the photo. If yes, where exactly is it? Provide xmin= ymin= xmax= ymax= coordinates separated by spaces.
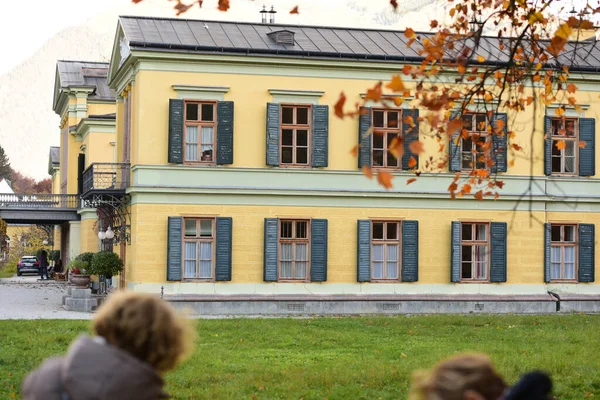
xmin=17 ymin=256 xmax=39 ymax=276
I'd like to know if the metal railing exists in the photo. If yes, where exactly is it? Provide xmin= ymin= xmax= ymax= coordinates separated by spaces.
xmin=0 ymin=194 xmax=79 ymax=209
xmin=82 ymin=163 xmax=131 ymax=194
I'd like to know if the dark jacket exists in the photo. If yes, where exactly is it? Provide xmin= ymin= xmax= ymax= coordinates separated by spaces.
xmin=39 ymin=252 xmax=48 ymax=268
xmin=22 ymin=335 xmax=169 ymax=400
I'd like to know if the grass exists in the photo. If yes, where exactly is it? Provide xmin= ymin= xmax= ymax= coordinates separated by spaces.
xmin=1 ymin=315 xmax=599 ymax=399
xmin=0 ymin=260 xmax=16 ymax=278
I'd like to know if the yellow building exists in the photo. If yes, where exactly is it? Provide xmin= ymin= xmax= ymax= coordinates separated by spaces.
xmin=61 ymin=15 xmax=600 ymax=313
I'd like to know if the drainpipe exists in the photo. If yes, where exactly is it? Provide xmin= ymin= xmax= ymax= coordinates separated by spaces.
xmin=548 ymin=291 xmax=561 ymax=312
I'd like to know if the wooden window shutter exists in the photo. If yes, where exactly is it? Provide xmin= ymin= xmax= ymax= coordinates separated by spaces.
xmin=579 ymin=118 xmax=595 ymax=176
xmin=491 ymin=113 xmax=508 ymax=173
xmin=543 ymin=116 xmax=552 ymax=176
xmin=402 ymin=109 xmax=420 ymax=170
xmin=216 ymin=101 xmax=235 ymax=165
xmin=168 ymin=99 xmax=184 ymax=164
xmin=358 ymin=108 xmax=372 ymax=169
xmin=401 ymin=220 xmax=419 ymax=282
xmin=215 ymin=217 xmax=233 ymax=281
xmin=544 ymin=223 xmax=551 ymax=283
xmin=578 ymin=224 xmax=595 ymax=282
xmin=357 ymin=220 xmax=371 ymax=282
xmin=266 ymin=103 xmax=280 ymax=166
xmin=263 ymin=218 xmax=279 ymax=281
xmin=449 ymin=111 xmax=462 ymax=172
xmin=77 ymin=153 xmax=85 ymax=195
xmin=167 ymin=217 xmax=183 ymax=281
xmin=310 ymin=219 xmax=328 ymax=282
xmin=311 ymin=105 xmax=329 ymax=168
xmin=450 ymin=221 xmax=461 ymax=282
xmin=490 ymin=222 xmax=507 ymax=282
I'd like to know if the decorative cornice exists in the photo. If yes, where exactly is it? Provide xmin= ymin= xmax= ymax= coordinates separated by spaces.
xmin=269 ymin=89 xmax=324 ymax=97
xmin=73 ymin=118 xmax=117 ymax=142
xmin=172 ymin=85 xmax=230 ymax=93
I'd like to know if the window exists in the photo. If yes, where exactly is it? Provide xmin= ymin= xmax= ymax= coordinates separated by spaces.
xmin=279 ymin=220 xmax=310 ymax=280
xmin=550 ymin=118 xmax=578 ymax=174
xmin=550 ymin=224 xmax=577 ymax=281
xmin=183 ymin=218 xmax=214 ymax=279
xmin=185 ymin=101 xmax=216 ymax=163
xmin=281 ymin=105 xmax=311 ymax=166
xmin=461 ymin=114 xmax=490 ymax=170
xmin=372 ymin=109 xmax=402 ymax=168
xmin=460 ymin=222 xmax=489 ymax=281
xmin=371 ymin=221 xmax=401 ymax=281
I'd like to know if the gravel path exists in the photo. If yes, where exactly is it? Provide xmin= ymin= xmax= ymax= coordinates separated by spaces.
xmin=0 ymin=275 xmax=91 ymax=320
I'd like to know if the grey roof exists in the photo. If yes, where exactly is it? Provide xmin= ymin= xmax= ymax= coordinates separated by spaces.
xmin=117 ymin=16 xmax=600 ymax=72
xmin=57 ymin=60 xmax=115 ymax=100
xmin=48 ymin=146 xmax=60 ymax=175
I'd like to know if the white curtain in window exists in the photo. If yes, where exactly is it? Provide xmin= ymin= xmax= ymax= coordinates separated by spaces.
xmin=475 ymin=245 xmax=487 ymax=279
xmin=280 ymin=243 xmax=292 ymax=279
xmin=186 ymin=126 xmax=199 ymax=161
xmin=386 ymin=244 xmax=398 ymax=279
xmin=199 ymin=242 xmax=212 ymax=278
xmin=201 ymin=126 xmax=214 ymax=152
xmin=295 ymin=243 xmax=308 ymax=279
xmin=551 ymin=246 xmax=561 ymax=279
xmin=372 ymin=244 xmax=384 ymax=279
xmin=565 ymin=142 xmax=576 ymax=172
xmin=564 ymin=247 xmax=575 ymax=279
xmin=184 ymin=242 xmax=197 ymax=278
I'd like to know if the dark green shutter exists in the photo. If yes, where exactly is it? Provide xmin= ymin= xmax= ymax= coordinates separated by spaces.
xmin=450 ymin=221 xmax=461 ymax=282
xmin=579 ymin=118 xmax=595 ymax=176
xmin=544 ymin=223 xmax=551 ymax=283
xmin=215 ymin=217 xmax=232 ymax=281
xmin=491 ymin=113 xmax=508 ymax=173
xmin=490 ymin=222 xmax=507 ymax=282
xmin=544 ymin=116 xmax=552 ymax=176
xmin=216 ymin=101 xmax=234 ymax=165
xmin=312 ymin=105 xmax=329 ymax=168
xmin=401 ymin=220 xmax=419 ymax=282
xmin=449 ymin=111 xmax=462 ymax=172
xmin=168 ymin=99 xmax=184 ymax=164
xmin=357 ymin=220 xmax=371 ymax=282
xmin=579 ymin=224 xmax=595 ymax=282
xmin=264 ymin=218 xmax=278 ymax=281
xmin=77 ymin=153 xmax=85 ymax=195
xmin=358 ymin=108 xmax=372 ymax=169
xmin=167 ymin=217 xmax=183 ymax=281
xmin=266 ymin=103 xmax=280 ymax=166
xmin=310 ymin=219 xmax=328 ymax=282
xmin=402 ymin=109 xmax=420 ymax=170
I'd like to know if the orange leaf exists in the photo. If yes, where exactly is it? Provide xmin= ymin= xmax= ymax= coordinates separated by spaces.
xmin=457 ymin=64 xmax=467 ymax=75
xmin=377 ymin=170 xmax=394 ymax=189
xmin=217 ymin=0 xmax=230 ymax=11
xmin=389 ymin=136 xmax=404 ymax=159
xmin=430 ymin=20 xmax=438 ymax=29
xmin=566 ymin=83 xmax=578 ymax=94
xmin=386 ymin=75 xmax=405 ymax=92
xmin=461 ymin=183 xmax=472 ymax=195
xmin=403 ymin=115 xmax=415 ymax=128
xmin=350 ymin=145 xmax=359 ymax=157
xmin=362 ymin=166 xmax=373 ymax=179
xmin=579 ymin=141 xmax=587 ymax=149
xmin=405 ymin=28 xmax=415 ymax=39
xmin=334 ymin=92 xmax=346 ymax=119
xmin=365 ymin=82 xmax=383 ymax=102
xmin=448 ymin=119 xmax=463 ymax=136
xmin=408 ymin=140 xmax=424 ymax=155
xmin=494 ymin=192 xmax=499 ymax=200
xmin=393 ymin=97 xmax=403 ymax=106
xmin=477 ymin=55 xmax=486 ymax=63
xmin=390 ymin=0 xmax=398 ymax=9
xmin=474 ymin=190 xmax=484 ymax=201
xmin=290 ymin=6 xmax=299 ymax=14
xmin=555 ymin=140 xmax=566 ymax=151
xmin=406 ymin=178 xmax=417 ymax=185
xmin=512 ymin=143 xmax=523 ymax=151
xmin=402 ymin=65 xmax=412 ymax=75
xmin=408 ymin=156 xmax=417 ymax=168
xmin=532 ymin=74 xmax=541 ymax=82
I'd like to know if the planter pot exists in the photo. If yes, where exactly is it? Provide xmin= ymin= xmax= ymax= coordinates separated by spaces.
xmin=70 ymin=274 xmax=91 ymax=288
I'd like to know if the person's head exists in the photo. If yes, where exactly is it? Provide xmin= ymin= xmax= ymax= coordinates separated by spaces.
xmin=409 ymin=353 xmax=507 ymax=400
xmin=92 ymin=292 xmax=195 ymax=374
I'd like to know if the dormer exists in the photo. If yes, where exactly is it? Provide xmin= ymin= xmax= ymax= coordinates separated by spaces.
xmin=267 ymin=30 xmax=295 ymax=46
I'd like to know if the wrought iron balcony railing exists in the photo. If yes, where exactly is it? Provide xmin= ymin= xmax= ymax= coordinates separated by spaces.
xmin=0 ymin=194 xmax=79 ymax=209
xmin=82 ymin=163 xmax=131 ymax=195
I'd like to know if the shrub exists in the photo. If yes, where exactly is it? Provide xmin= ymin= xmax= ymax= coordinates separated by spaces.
xmin=0 ymin=260 xmax=17 ymax=278
xmin=91 ymin=251 xmax=123 ymax=277
xmin=49 ymin=250 xmax=61 ymax=262
xmin=68 ymin=259 xmax=88 ymax=275
xmin=75 ymin=252 xmax=94 ymax=266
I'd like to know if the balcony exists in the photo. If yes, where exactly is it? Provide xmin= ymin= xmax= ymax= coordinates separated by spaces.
xmin=82 ymin=163 xmax=130 ymax=199
xmin=0 ymin=194 xmax=80 ymax=224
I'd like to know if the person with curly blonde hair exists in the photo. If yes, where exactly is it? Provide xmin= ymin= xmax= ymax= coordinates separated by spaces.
xmin=409 ymin=353 xmax=507 ymax=400
xmin=22 ymin=292 xmax=195 ymax=400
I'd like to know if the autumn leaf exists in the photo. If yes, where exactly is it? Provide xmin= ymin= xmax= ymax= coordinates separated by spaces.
xmin=494 ymin=192 xmax=499 ymax=200
xmin=477 ymin=55 xmax=485 ymax=63
xmin=389 ymin=136 xmax=404 ymax=159
xmin=386 ymin=75 xmax=405 ymax=92
xmin=555 ymin=140 xmax=566 ymax=151
xmin=555 ymin=23 xmax=573 ymax=40
xmin=457 ymin=64 xmax=467 ymax=75
xmin=461 ymin=183 xmax=472 ymax=194
xmin=528 ymin=11 xmax=544 ymax=25
xmin=290 ymin=6 xmax=299 ymax=14
xmin=405 ymin=28 xmax=415 ymax=39
xmin=218 ymin=0 xmax=230 ymax=11
xmin=512 ymin=143 xmax=523 ymax=151
xmin=403 ymin=115 xmax=415 ymax=128
xmin=567 ymin=83 xmax=578 ymax=94
xmin=174 ymin=0 xmax=194 ymax=15
xmin=365 ymin=82 xmax=383 ymax=102
xmin=579 ymin=141 xmax=587 ymax=149
xmin=132 ymin=0 xmax=144 ymax=3
xmin=408 ymin=156 xmax=417 ymax=168
xmin=474 ymin=190 xmax=484 ymax=201
xmin=409 ymin=141 xmax=424 ymax=155
xmin=350 ymin=145 xmax=359 ymax=157
xmin=334 ymin=92 xmax=346 ymax=119
xmin=362 ymin=166 xmax=374 ymax=179
xmin=390 ymin=0 xmax=398 ymax=9
xmin=377 ymin=170 xmax=394 ymax=189
xmin=393 ymin=97 xmax=403 ymax=106
xmin=448 ymin=119 xmax=463 ymax=136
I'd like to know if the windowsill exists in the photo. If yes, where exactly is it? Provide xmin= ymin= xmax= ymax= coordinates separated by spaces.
xmin=549 ymin=280 xmax=579 ymax=284
xmin=182 ymin=278 xmax=216 ymax=282
xmin=183 ymin=162 xmax=216 ymax=166
xmin=371 ymin=279 xmax=402 ymax=283
xmin=276 ymin=164 xmax=313 ymax=169
xmin=458 ymin=280 xmax=492 ymax=284
xmin=278 ymin=279 xmax=311 ymax=283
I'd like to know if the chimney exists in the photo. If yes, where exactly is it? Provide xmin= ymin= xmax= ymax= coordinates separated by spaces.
xmin=260 ymin=5 xmax=268 ymax=24
xmin=269 ymin=6 xmax=277 ymax=24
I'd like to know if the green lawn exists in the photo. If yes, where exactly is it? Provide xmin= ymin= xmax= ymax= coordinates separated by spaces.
xmin=1 ymin=315 xmax=599 ymax=399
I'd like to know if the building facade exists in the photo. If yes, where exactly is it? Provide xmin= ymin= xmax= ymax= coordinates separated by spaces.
xmin=53 ymin=15 xmax=600 ymax=311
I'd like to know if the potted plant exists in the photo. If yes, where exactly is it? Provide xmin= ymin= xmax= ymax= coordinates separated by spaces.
xmin=68 ymin=259 xmax=91 ymax=288
xmin=91 ymin=251 xmax=124 ymax=292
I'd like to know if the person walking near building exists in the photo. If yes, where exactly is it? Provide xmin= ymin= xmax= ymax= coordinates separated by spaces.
xmin=38 ymin=250 xmax=49 ymax=280
xmin=21 ymin=292 xmax=195 ymax=400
